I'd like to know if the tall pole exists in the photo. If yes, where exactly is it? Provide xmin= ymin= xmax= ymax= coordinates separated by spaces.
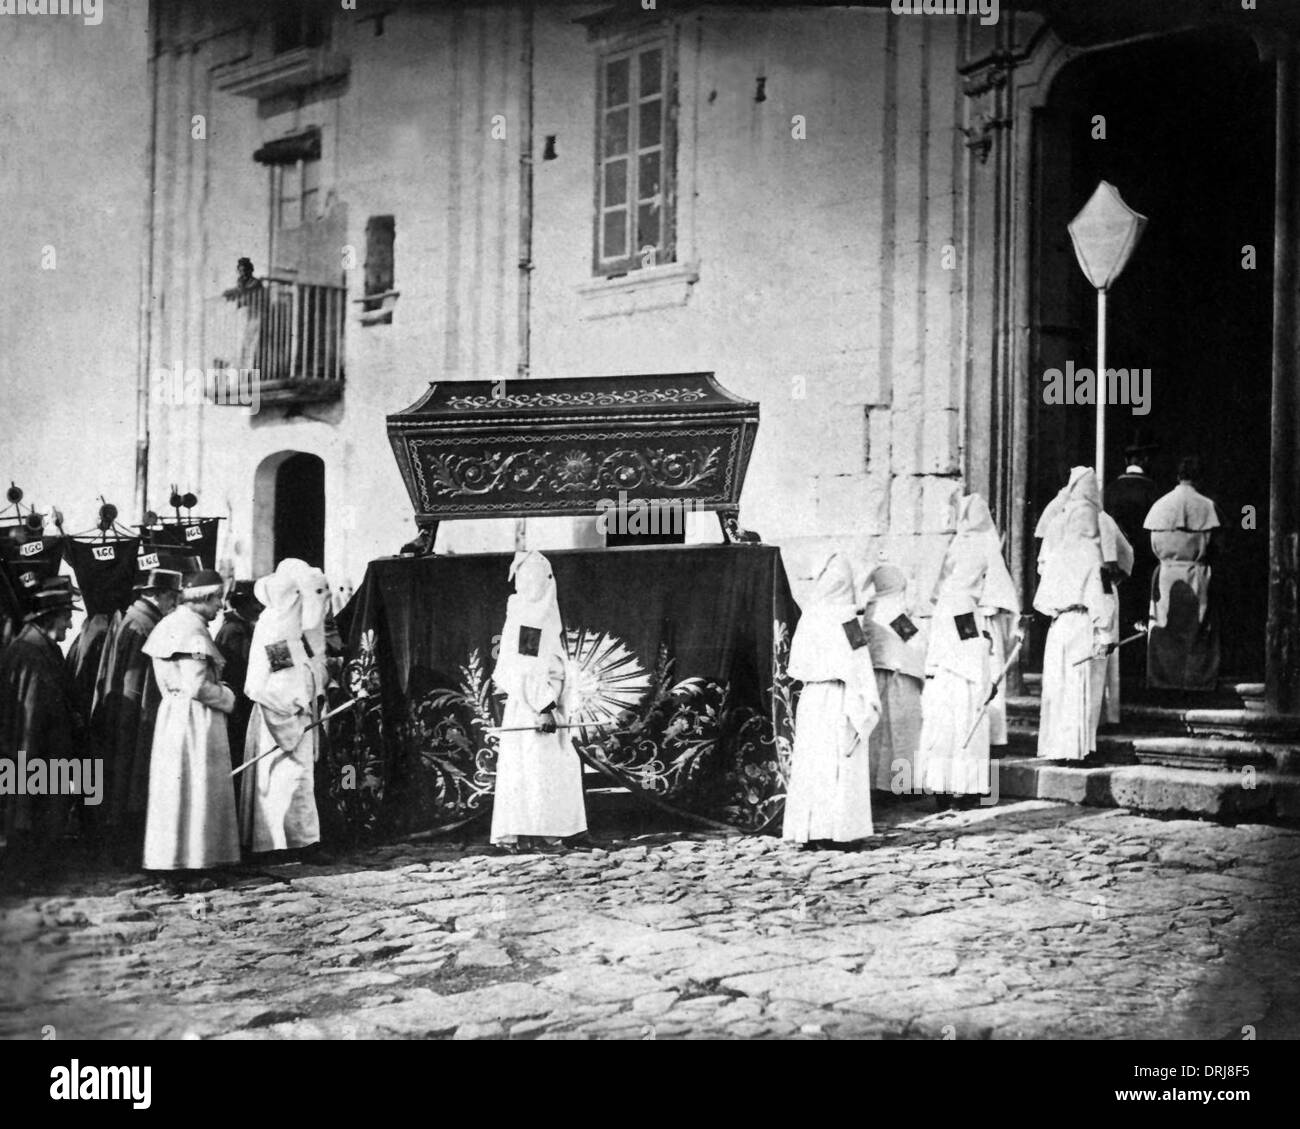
xmin=1095 ymin=287 xmax=1107 ymax=485
xmin=135 ymin=1 xmax=161 ymax=522
xmin=1267 ymin=40 xmax=1300 ymax=713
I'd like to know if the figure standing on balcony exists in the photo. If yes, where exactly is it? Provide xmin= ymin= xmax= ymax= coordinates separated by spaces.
xmin=223 ymin=257 xmax=263 ymax=374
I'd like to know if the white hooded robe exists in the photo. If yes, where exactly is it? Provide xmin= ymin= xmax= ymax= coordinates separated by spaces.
xmin=782 ymin=553 xmax=879 ymax=843
xmin=917 ymin=495 xmax=1018 ymax=796
xmin=240 ymin=559 xmax=328 ymax=852
xmin=490 ymin=552 xmax=587 ymax=843
xmin=1034 ymin=501 xmax=1111 ymax=761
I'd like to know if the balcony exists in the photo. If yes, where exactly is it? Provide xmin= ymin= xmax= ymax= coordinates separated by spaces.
xmin=208 ymin=276 xmax=346 ymax=408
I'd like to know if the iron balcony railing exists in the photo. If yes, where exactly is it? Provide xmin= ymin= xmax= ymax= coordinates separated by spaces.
xmin=209 ymin=275 xmax=345 ymax=394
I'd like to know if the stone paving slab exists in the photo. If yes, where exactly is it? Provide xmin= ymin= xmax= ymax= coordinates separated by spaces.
xmin=2 ymin=799 xmax=1300 ymax=1039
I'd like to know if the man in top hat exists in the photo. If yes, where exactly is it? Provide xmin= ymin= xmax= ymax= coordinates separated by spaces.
xmin=0 ymin=580 xmax=84 ymax=877
xmin=215 ymin=580 xmax=262 ymax=773
xmin=1105 ymin=432 xmax=1163 ymax=688
xmin=91 ymin=566 xmax=183 ymax=865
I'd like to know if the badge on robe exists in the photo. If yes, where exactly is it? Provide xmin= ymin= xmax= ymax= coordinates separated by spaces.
xmin=518 ymin=625 xmax=542 ymax=657
xmin=265 ymin=640 xmax=294 ymax=672
xmin=890 ymin=613 xmax=918 ymax=642
xmin=954 ymin=612 xmax=979 ymax=641
xmin=301 ymin=635 xmax=315 ymax=659
xmin=841 ymin=618 xmax=868 ymax=650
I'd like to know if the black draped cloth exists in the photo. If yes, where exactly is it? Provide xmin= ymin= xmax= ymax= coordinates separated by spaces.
xmin=331 ymin=545 xmax=800 ymax=839
xmin=0 ymin=531 xmax=65 ymax=617
xmin=63 ymin=537 xmax=140 ymax=618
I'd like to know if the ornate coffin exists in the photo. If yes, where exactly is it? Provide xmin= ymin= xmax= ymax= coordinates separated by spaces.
xmin=387 ymin=373 xmax=760 ymax=548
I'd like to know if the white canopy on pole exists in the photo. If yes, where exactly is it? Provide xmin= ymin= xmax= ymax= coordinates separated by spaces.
xmin=1067 ymin=181 xmax=1148 ymax=486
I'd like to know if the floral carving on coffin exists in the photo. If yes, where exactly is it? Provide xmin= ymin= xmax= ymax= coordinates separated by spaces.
xmin=425 ymin=445 xmax=722 ymax=499
xmin=445 ymin=387 xmax=710 ymax=411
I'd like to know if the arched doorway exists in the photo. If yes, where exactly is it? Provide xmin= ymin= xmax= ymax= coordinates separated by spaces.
xmin=253 ymin=451 xmax=325 ymax=574
xmin=1027 ymin=29 xmax=1274 ymax=685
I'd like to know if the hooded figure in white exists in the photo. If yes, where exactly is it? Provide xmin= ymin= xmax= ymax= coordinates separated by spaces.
xmin=917 ymin=494 xmax=1019 ymax=799
xmin=490 ymin=551 xmax=587 ymax=846
xmin=863 ymin=563 xmax=925 ymax=793
xmin=1034 ymin=499 xmax=1111 ymax=760
xmin=240 ymin=558 xmax=330 ymax=852
xmin=781 ymin=553 xmax=880 ymax=844
xmin=1037 ymin=466 xmax=1133 ymax=724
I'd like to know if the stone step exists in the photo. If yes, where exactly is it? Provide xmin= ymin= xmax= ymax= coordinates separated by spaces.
xmin=992 ymin=755 xmax=1300 ymax=824
xmin=1003 ymin=723 xmax=1300 ymax=773
xmin=1006 ymin=695 xmax=1300 ymax=743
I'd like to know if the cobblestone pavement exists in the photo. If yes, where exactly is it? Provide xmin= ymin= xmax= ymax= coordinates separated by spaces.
xmin=3 ymin=799 xmax=1299 ymax=1040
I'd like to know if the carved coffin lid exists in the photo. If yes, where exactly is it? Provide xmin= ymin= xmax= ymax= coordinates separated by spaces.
xmin=387 ymin=373 xmax=760 ymax=524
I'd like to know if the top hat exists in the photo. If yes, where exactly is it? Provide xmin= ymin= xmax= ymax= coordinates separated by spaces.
xmin=224 ymin=578 xmax=262 ymax=617
xmin=1124 ymin=428 xmax=1159 ymax=458
xmin=134 ymin=567 xmax=184 ymax=594
xmin=39 ymin=575 xmax=82 ymax=599
xmin=24 ymin=585 xmax=82 ymax=622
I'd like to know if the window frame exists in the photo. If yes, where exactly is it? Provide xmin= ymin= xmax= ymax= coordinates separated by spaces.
xmin=273 ymin=154 xmax=321 ymax=232
xmin=592 ymin=27 xmax=678 ymax=279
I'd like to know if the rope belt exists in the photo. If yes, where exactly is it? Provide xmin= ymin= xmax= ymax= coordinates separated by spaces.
xmin=1054 ymin=605 xmax=1089 ymax=618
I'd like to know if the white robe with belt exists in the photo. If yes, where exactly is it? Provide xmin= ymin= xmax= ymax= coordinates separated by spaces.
xmin=490 ymin=552 xmax=587 ymax=843
xmin=782 ymin=554 xmax=879 ymax=842
xmin=141 ymin=606 xmax=240 ymax=871
xmin=241 ymin=568 xmax=321 ymax=852
xmin=917 ymin=496 xmax=1018 ymax=796
xmin=1035 ymin=526 xmax=1110 ymax=761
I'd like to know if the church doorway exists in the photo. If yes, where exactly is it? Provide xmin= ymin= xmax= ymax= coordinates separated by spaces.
xmin=253 ymin=450 xmax=326 ymax=575
xmin=1026 ymin=28 xmax=1274 ymax=685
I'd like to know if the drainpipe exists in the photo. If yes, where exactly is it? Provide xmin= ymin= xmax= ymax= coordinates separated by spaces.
xmin=517 ymin=0 xmax=534 ymax=382
xmin=515 ymin=1 xmax=534 ymax=551
xmin=135 ymin=1 xmax=161 ymax=522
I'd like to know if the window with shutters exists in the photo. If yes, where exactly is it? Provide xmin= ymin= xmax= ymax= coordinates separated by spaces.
xmin=594 ymin=39 xmax=675 ymax=277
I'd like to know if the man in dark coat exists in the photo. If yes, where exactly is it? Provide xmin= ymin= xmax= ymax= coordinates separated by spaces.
xmin=1105 ymin=435 xmax=1163 ymax=688
xmin=214 ymin=579 xmax=261 ymax=773
xmin=0 ymin=583 xmax=83 ymax=878
xmin=67 ymin=614 xmax=111 ymax=717
xmin=91 ymin=567 xmax=182 ymax=865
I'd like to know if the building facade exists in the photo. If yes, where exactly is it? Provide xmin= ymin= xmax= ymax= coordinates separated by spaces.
xmin=35 ymin=0 xmax=1300 ymax=709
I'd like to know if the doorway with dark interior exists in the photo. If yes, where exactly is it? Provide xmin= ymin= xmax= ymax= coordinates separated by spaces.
xmin=1026 ymin=28 xmax=1274 ymax=692
xmin=273 ymin=452 xmax=325 ymax=569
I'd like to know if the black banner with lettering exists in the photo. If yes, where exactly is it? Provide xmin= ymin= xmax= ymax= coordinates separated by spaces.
xmin=62 ymin=537 xmax=140 ymax=617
